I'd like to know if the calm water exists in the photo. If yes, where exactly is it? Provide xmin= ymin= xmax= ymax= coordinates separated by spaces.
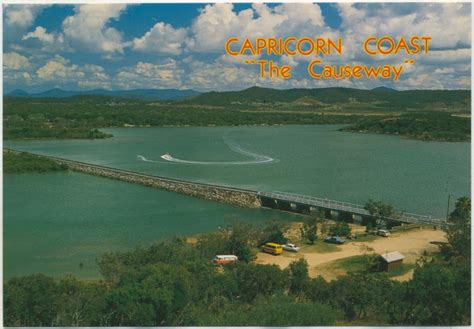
xmin=4 ymin=125 xmax=470 ymax=277
xmin=4 ymin=171 xmax=301 ymax=278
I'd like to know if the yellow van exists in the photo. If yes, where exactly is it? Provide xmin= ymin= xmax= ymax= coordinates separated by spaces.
xmin=261 ymin=243 xmax=283 ymax=255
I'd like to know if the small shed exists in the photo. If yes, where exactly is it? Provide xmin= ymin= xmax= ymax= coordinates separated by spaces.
xmin=379 ymin=251 xmax=405 ymax=271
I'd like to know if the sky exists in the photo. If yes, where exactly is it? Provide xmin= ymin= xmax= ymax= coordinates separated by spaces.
xmin=3 ymin=3 xmax=471 ymax=93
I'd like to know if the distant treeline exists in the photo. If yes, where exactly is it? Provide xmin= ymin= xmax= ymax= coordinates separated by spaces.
xmin=4 ymin=96 xmax=363 ymax=140
xmin=342 ymin=112 xmax=470 ymax=142
xmin=4 ymin=151 xmax=67 ymax=174
xmin=4 ymin=198 xmax=471 ymax=326
xmin=178 ymin=86 xmax=471 ymax=111
xmin=4 ymin=90 xmax=471 ymax=141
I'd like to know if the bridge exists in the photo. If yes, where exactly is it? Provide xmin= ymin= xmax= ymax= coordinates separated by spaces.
xmin=258 ymin=191 xmax=447 ymax=226
xmin=6 ymin=149 xmax=447 ymax=227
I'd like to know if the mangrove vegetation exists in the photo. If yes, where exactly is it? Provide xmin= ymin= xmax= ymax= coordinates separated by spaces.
xmin=4 ymin=151 xmax=67 ymax=174
xmin=342 ymin=112 xmax=470 ymax=142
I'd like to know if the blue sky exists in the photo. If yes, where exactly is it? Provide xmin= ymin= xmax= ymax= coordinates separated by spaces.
xmin=3 ymin=3 xmax=471 ymax=92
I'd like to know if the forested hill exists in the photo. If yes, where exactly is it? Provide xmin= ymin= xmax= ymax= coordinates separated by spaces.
xmin=178 ymin=86 xmax=470 ymax=112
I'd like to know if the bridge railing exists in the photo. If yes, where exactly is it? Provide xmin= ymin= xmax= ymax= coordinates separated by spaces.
xmin=258 ymin=190 xmax=446 ymax=225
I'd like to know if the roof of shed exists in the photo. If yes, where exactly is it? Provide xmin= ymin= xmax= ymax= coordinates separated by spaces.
xmin=380 ymin=251 xmax=405 ymax=263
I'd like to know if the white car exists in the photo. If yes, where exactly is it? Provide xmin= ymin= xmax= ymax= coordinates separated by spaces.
xmin=377 ymin=229 xmax=391 ymax=237
xmin=282 ymin=243 xmax=300 ymax=252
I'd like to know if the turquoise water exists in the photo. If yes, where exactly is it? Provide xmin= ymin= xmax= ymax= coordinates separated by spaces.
xmin=4 ymin=171 xmax=301 ymax=278
xmin=4 ymin=125 xmax=470 ymax=277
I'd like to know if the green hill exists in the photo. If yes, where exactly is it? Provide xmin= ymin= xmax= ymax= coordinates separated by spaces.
xmin=179 ymin=86 xmax=470 ymax=112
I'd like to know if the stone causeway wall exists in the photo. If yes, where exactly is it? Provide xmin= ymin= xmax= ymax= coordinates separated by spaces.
xmin=56 ymin=158 xmax=262 ymax=208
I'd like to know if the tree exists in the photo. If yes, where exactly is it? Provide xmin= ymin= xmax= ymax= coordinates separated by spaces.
xmin=288 ymin=258 xmax=309 ymax=296
xmin=226 ymin=221 xmax=258 ymax=262
xmin=442 ymin=196 xmax=471 ymax=260
xmin=359 ymin=245 xmax=379 ymax=273
xmin=235 ymin=263 xmax=288 ymax=302
xmin=329 ymin=221 xmax=352 ymax=237
xmin=398 ymin=262 xmax=470 ymax=325
xmin=4 ymin=274 xmax=58 ymax=326
xmin=449 ymin=197 xmax=471 ymax=222
xmin=196 ymin=231 xmax=229 ymax=259
xmin=326 ymin=272 xmax=396 ymax=321
xmin=300 ymin=215 xmax=319 ymax=244
xmin=54 ymin=274 xmax=106 ymax=326
xmin=364 ymin=199 xmax=396 ymax=228
xmin=105 ymin=263 xmax=197 ymax=326
xmin=261 ymin=220 xmax=288 ymax=245
xmin=181 ymin=294 xmax=339 ymax=326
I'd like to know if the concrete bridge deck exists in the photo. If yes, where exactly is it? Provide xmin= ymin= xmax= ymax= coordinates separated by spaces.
xmin=5 ymin=149 xmax=447 ymax=226
xmin=258 ymin=191 xmax=446 ymax=226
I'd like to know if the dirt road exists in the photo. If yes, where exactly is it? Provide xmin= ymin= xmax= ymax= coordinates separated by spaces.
xmin=255 ymin=228 xmax=446 ymax=279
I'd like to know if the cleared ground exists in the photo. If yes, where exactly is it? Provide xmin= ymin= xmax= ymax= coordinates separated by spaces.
xmin=255 ymin=227 xmax=446 ymax=281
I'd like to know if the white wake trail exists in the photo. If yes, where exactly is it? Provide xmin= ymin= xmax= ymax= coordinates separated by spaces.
xmin=138 ymin=136 xmax=277 ymax=165
xmin=137 ymin=155 xmax=160 ymax=163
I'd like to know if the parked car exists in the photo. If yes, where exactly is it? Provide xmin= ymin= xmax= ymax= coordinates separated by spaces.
xmin=282 ymin=243 xmax=300 ymax=252
xmin=324 ymin=236 xmax=345 ymax=244
xmin=261 ymin=242 xmax=283 ymax=255
xmin=377 ymin=229 xmax=391 ymax=237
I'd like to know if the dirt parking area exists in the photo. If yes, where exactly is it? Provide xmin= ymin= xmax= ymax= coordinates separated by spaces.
xmin=255 ymin=228 xmax=446 ymax=280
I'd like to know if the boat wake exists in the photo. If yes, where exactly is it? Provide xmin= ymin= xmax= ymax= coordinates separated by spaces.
xmin=137 ymin=136 xmax=277 ymax=165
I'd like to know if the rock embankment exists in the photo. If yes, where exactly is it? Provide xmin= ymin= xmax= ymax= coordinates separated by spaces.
xmin=53 ymin=157 xmax=261 ymax=208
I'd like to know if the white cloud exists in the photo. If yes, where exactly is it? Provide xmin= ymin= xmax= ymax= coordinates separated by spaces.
xmin=78 ymin=65 xmax=112 ymax=89
xmin=36 ymin=55 xmax=81 ymax=80
xmin=115 ymin=59 xmax=184 ymax=89
xmin=132 ymin=22 xmax=187 ymax=55
xmin=3 ymin=4 xmax=49 ymax=44
xmin=188 ymin=3 xmax=326 ymax=52
xmin=23 ymin=26 xmax=57 ymax=43
xmin=4 ymin=4 xmax=44 ymax=28
xmin=337 ymin=3 xmax=471 ymax=51
xmin=184 ymin=57 xmax=257 ymax=91
xmin=3 ymin=52 xmax=34 ymax=85
xmin=4 ymin=52 xmax=30 ymax=70
xmin=36 ymin=55 xmax=111 ymax=88
xmin=62 ymin=4 xmax=127 ymax=54
xmin=3 ymin=3 xmax=471 ymax=91
xmin=21 ymin=26 xmax=68 ymax=53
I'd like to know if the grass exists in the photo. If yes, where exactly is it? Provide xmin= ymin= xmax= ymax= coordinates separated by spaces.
xmin=386 ymin=263 xmax=417 ymax=278
xmin=323 ymin=254 xmax=416 ymax=278
xmin=351 ymin=234 xmax=377 ymax=243
xmin=330 ymin=255 xmax=371 ymax=273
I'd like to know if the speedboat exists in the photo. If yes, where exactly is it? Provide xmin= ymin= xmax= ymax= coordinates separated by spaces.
xmin=161 ymin=153 xmax=173 ymax=160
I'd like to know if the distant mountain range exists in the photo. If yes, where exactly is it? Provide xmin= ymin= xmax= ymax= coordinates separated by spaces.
xmin=5 ymin=88 xmax=201 ymax=101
